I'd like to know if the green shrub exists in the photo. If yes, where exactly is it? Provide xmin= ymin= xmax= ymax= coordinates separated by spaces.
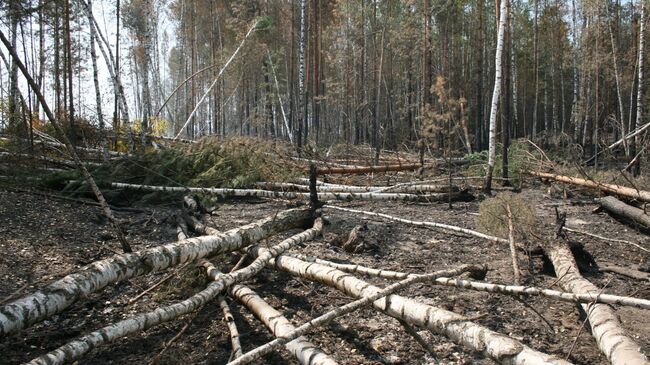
xmin=476 ymin=192 xmax=537 ymax=239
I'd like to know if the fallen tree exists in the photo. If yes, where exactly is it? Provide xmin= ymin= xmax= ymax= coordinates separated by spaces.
xmin=323 ymin=205 xmax=510 ymax=245
xmin=25 ymin=218 xmax=321 ymax=364
xmin=316 ymin=163 xmax=426 ymax=175
xmin=227 ymin=264 xmax=481 ymax=365
xmin=598 ymin=196 xmax=650 ymax=231
xmin=266 ymin=254 xmax=572 ymax=365
xmin=287 ymin=253 xmax=650 ymax=310
xmin=0 ymin=207 xmax=311 ymax=339
xmin=544 ymin=241 xmax=649 ymax=364
xmin=530 ymin=171 xmax=650 ymax=203
xmin=255 ymin=181 xmax=460 ymax=194
xmin=110 ymin=182 xmax=474 ymax=203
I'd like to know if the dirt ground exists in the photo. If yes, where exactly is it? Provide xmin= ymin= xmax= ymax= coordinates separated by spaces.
xmin=0 ymin=179 xmax=648 ymax=365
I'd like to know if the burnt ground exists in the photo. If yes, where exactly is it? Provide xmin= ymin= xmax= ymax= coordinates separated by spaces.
xmin=0 ymin=180 xmax=648 ymax=365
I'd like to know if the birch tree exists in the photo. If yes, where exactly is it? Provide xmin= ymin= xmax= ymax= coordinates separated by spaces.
xmin=484 ymin=0 xmax=509 ymax=193
xmin=633 ymin=1 xmax=646 ymax=176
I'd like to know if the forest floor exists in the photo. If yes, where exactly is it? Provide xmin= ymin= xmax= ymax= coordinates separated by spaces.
xmin=0 ymin=179 xmax=648 ymax=365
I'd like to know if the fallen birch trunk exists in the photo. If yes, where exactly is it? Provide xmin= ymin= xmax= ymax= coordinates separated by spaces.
xmin=530 ymin=171 xmax=650 ymax=203
xmin=228 ymin=265 xmax=479 ymax=365
xmin=25 ymin=219 xmax=321 ymax=365
xmin=219 ymin=296 xmax=243 ymax=360
xmin=267 ymin=254 xmax=571 ymax=365
xmin=323 ymin=205 xmax=509 ymax=245
xmin=0 ymin=207 xmax=311 ymax=338
xmin=111 ymin=182 xmax=473 ymax=203
xmin=255 ymin=181 xmax=459 ymax=194
xmin=228 ymin=283 xmax=338 ymax=365
xmin=0 ymin=152 xmax=102 ymax=167
xmin=316 ymin=163 xmax=427 ymax=175
xmin=598 ymin=196 xmax=650 ymax=230
xmin=286 ymin=253 xmax=650 ymax=309
xmin=545 ymin=241 xmax=649 ymax=364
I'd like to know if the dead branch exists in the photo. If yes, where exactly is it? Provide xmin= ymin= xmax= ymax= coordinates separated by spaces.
xmin=529 ymin=171 xmax=650 ymax=203
xmin=599 ymin=264 xmax=650 ymax=281
xmin=323 ymin=205 xmax=510 ymax=245
xmin=564 ymin=226 xmax=649 ymax=253
xmin=1 ymin=207 xmax=311 ymax=339
xmin=544 ymin=241 xmax=649 ymax=364
xmin=316 ymin=162 xmax=425 ymax=175
xmin=265 ymin=254 xmax=571 ymax=365
xmin=256 ymin=181 xmax=459 ymax=194
xmin=506 ymin=204 xmax=522 ymax=284
xmin=598 ymin=196 xmax=650 ymax=231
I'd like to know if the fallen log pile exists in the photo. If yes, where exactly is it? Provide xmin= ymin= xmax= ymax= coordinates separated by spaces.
xmin=2 ymin=155 xmax=649 ymax=364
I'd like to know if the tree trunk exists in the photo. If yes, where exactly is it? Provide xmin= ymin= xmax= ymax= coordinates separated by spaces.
xmin=297 ymin=0 xmax=307 ymax=150
xmin=544 ymin=241 xmax=649 ymax=364
xmin=270 ymin=254 xmax=571 ymax=365
xmin=87 ymin=0 xmax=108 ymax=162
xmin=633 ymin=3 xmax=645 ymax=176
xmin=598 ymin=196 xmax=650 ymax=230
xmin=0 ymin=207 xmax=311 ymax=339
xmin=484 ymin=0 xmax=508 ymax=193
xmin=530 ymin=171 xmax=650 ymax=202
xmin=532 ymin=0 xmax=540 ymax=140
xmin=229 ymin=284 xmax=337 ymax=365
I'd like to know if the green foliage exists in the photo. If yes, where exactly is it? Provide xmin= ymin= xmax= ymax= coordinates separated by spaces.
xmin=476 ymin=192 xmax=537 ymax=239
xmin=255 ymin=16 xmax=273 ymax=32
xmin=43 ymin=137 xmax=301 ymax=199
xmin=464 ymin=139 xmax=533 ymax=185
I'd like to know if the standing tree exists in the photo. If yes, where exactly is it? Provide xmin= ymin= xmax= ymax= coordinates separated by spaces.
xmin=484 ymin=0 xmax=509 ymax=194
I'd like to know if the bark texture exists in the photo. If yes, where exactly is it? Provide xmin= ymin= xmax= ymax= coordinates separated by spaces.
xmin=545 ymin=241 xmax=649 ymax=365
xmin=598 ymin=196 xmax=650 ymax=230
xmin=0 ymin=208 xmax=311 ymax=338
xmin=288 ymin=253 xmax=650 ymax=309
xmin=530 ymin=171 xmax=650 ymax=203
xmin=229 ymin=284 xmax=338 ymax=365
xmin=111 ymin=182 xmax=473 ymax=203
xmin=269 ymin=255 xmax=572 ymax=365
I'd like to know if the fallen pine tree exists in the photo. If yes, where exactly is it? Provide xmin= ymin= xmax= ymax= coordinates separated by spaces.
xmin=264 ymin=253 xmax=572 ymax=365
xmin=530 ymin=171 xmax=650 ymax=203
xmin=0 ymin=207 xmax=311 ymax=339
xmin=110 ymin=182 xmax=474 ymax=203
xmin=598 ymin=196 xmax=650 ymax=231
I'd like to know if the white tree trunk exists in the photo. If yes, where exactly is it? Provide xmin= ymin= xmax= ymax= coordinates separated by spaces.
xmin=87 ymin=0 xmax=108 ymax=162
xmin=484 ymin=0 xmax=509 ymax=192
xmin=269 ymin=254 xmax=571 ymax=365
xmin=229 ymin=284 xmax=338 ymax=365
xmin=634 ymin=3 xmax=646 ymax=174
xmin=110 ymin=182 xmax=471 ymax=203
xmin=287 ymin=253 xmax=650 ymax=310
xmin=545 ymin=242 xmax=649 ymax=364
xmin=25 ymin=218 xmax=320 ymax=364
xmin=607 ymin=6 xmax=628 ymax=155
xmin=0 ymin=208 xmax=311 ymax=338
